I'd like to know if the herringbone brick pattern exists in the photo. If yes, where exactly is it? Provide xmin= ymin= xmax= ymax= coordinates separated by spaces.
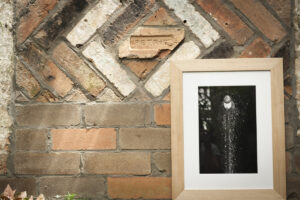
xmin=3 ymin=0 xmax=296 ymax=199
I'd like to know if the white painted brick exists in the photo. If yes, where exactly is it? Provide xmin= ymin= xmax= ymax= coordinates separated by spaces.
xmin=145 ymin=41 xmax=201 ymax=97
xmin=83 ymin=38 xmax=136 ymax=96
xmin=0 ymin=0 xmax=13 ymax=157
xmin=67 ymin=0 xmax=120 ymax=46
xmin=163 ymin=0 xmax=219 ymax=48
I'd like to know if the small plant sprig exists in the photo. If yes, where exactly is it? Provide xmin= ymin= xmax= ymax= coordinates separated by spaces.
xmin=64 ymin=193 xmax=86 ymax=200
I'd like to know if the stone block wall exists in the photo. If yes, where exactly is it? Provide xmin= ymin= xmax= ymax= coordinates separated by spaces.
xmin=0 ymin=0 xmax=299 ymax=199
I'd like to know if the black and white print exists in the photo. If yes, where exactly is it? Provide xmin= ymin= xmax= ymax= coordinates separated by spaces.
xmin=198 ymin=86 xmax=257 ymax=174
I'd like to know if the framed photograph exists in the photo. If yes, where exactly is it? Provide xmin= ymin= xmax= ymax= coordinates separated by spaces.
xmin=170 ymin=58 xmax=285 ymax=200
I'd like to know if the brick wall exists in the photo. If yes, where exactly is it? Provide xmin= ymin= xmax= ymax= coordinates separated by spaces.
xmin=0 ymin=0 xmax=298 ymax=199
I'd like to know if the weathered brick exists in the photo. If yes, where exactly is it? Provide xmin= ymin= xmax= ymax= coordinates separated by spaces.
xmin=153 ymin=152 xmax=171 ymax=175
xmin=83 ymin=152 xmax=150 ymax=175
xmin=15 ymin=104 xmax=80 ymax=127
xmin=52 ymin=42 xmax=105 ymax=96
xmin=16 ymin=129 xmax=48 ymax=151
xmin=231 ymin=0 xmax=286 ymax=42
xmin=119 ymin=27 xmax=185 ymax=58
xmin=16 ymin=0 xmax=30 ymax=17
xmin=35 ymin=0 xmax=89 ymax=49
xmin=14 ymin=152 xmax=80 ymax=174
xmin=84 ymin=104 xmax=151 ymax=126
xmin=101 ymin=0 xmax=155 ymax=46
xmin=286 ymin=151 xmax=292 ymax=174
xmin=264 ymin=0 xmax=291 ymax=25
xmin=203 ymin=42 xmax=234 ymax=58
xmin=196 ymin=0 xmax=253 ymax=44
xmin=15 ymin=91 xmax=29 ymax=102
xmin=0 ymin=178 xmax=37 ymax=195
xmin=17 ymin=0 xmax=58 ymax=44
xmin=0 ymin=154 xmax=7 ymax=174
xmin=129 ymin=89 xmax=151 ymax=102
xmin=51 ymin=128 xmax=116 ymax=150
xmin=287 ymin=176 xmax=300 ymax=197
xmin=16 ymin=61 xmax=40 ymax=98
xmin=119 ymin=128 xmax=170 ymax=149
xmin=240 ymin=38 xmax=271 ymax=58
xmin=163 ymin=92 xmax=171 ymax=101
xmin=144 ymin=8 xmax=177 ymax=26
xmin=163 ymin=0 xmax=219 ymax=48
xmin=296 ymin=60 xmax=300 ymax=113
xmin=285 ymin=125 xmax=295 ymax=149
xmin=65 ymin=88 xmax=89 ymax=102
xmin=97 ymin=88 xmax=121 ymax=102
xmin=67 ymin=0 xmax=121 ymax=46
xmin=123 ymin=60 xmax=158 ymax=80
xmin=155 ymin=104 xmax=171 ymax=125
xmin=21 ymin=44 xmax=73 ymax=97
xmin=108 ymin=177 xmax=171 ymax=199
xmin=35 ymin=90 xmax=58 ymax=103
xmin=295 ymin=149 xmax=300 ymax=174
xmin=274 ymin=40 xmax=290 ymax=73
xmin=83 ymin=37 xmax=136 ymax=96
xmin=285 ymin=76 xmax=292 ymax=99
xmin=39 ymin=177 xmax=105 ymax=198
xmin=145 ymin=41 xmax=201 ymax=96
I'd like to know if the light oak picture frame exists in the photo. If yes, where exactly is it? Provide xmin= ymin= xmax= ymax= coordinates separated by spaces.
xmin=170 ymin=58 xmax=286 ymax=200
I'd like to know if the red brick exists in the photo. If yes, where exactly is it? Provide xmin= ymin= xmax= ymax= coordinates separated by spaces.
xmin=83 ymin=152 xmax=150 ymax=175
xmin=196 ymin=0 xmax=253 ymax=44
xmin=17 ymin=0 xmax=58 ymax=44
xmin=123 ymin=60 xmax=158 ymax=79
xmin=16 ymin=129 xmax=48 ymax=151
xmin=108 ymin=177 xmax=171 ymax=199
xmin=16 ymin=61 xmax=41 ymax=98
xmin=231 ymin=0 xmax=286 ymax=42
xmin=155 ymin=104 xmax=171 ymax=125
xmin=52 ymin=42 xmax=105 ymax=97
xmin=119 ymin=128 xmax=171 ymax=149
xmin=15 ymin=104 xmax=81 ymax=127
xmin=264 ymin=0 xmax=291 ymax=25
xmin=21 ymin=44 xmax=73 ymax=97
xmin=240 ymin=38 xmax=271 ymax=58
xmin=51 ymin=128 xmax=116 ymax=150
xmin=14 ymin=152 xmax=80 ymax=175
xmin=144 ymin=7 xmax=177 ymax=26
